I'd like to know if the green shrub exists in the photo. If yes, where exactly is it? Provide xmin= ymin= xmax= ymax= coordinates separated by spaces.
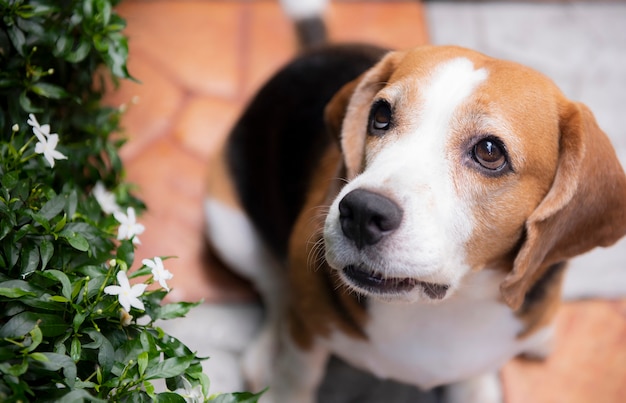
xmin=0 ymin=1 xmax=261 ymax=401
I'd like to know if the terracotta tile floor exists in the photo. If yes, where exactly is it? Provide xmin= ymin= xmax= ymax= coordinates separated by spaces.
xmin=105 ymin=0 xmax=430 ymax=305
xmin=105 ymin=1 xmax=626 ymax=402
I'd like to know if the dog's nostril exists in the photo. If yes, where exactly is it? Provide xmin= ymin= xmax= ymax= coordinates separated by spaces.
xmin=338 ymin=189 xmax=403 ymax=249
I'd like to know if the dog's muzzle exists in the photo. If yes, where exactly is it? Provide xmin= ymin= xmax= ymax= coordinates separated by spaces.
xmin=335 ymin=188 xmax=450 ymax=299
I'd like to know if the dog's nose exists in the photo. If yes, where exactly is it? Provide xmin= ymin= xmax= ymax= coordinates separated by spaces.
xmin=339 ymin=189 xmax=403 ymax=249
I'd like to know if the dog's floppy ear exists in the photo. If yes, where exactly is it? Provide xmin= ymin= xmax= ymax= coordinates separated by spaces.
xmin=324 ymin=51 xmax=404 ymax=178
xmin=325 ymin=78 xmax=362 ymax=143
xmin=501 ymin=101 xmax=626 ymax=310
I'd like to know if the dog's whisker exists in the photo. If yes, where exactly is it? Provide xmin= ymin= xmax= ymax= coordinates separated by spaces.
xmin=306 ymin=234 xmax=328 ymax=272
xmin=303 ymin=205 xmax=331 ymax=228
xmin=330 ymin=176 xmax=349 ymax=185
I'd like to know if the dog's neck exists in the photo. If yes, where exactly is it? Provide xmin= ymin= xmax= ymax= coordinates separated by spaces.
xmin=320 ymin=267 xmax=555 ymax=389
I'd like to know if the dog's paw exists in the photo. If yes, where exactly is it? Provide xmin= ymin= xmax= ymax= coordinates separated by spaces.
xmin=241 ymin=323 xmax=278 ymax=392
xmin=257 ymin=388 xmax=316 ymax=403
xmin=443 ymin=372 xmax=503 ymax=403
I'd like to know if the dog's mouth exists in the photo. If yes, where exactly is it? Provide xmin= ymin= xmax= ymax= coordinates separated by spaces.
xmin=342 ymin=265 xmax=450 ymax=300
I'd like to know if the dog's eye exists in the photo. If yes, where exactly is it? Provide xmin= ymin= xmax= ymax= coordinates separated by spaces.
xmin=368 ymin=100 xmax=392 ymax=135
xmin=472 ymin=138 xmax=508 ymax=171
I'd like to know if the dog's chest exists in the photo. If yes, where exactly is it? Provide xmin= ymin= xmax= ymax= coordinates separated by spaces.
xmin=325 ymin=270 xmax=545 ymax=389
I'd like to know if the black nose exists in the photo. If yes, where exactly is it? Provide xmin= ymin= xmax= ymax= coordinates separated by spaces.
xmin=338 ymin=189 xmax=403 ymax=249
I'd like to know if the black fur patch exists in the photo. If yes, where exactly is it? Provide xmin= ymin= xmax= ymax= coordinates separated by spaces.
xmin=520 ymin=261 xmax=567 ymax=315
xmin=227 ymin=44 xmax=388 ymax=259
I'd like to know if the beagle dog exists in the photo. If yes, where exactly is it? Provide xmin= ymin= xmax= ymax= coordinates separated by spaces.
xmin=204 ymin=44 xmax=626 ymax=402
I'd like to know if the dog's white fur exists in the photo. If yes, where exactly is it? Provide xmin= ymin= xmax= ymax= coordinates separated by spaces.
xmin=325 ymin=270 xmax=553 ymax=389
xmin=279 ymin=0 xmax=329 ymax=20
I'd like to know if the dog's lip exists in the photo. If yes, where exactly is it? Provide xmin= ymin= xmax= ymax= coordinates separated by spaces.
xmin=342 ymin=265 xmax=450 ymax=299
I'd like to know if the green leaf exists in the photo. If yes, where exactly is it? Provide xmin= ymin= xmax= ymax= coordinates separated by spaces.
xmin=14 ymin=223 xmax=34 ymax=242
xmin=0 ymin=199 xmax=9 ymax=217
xmin=208 ymin=390 xmax=266 ymax=403
xmin=139 ymin=330 xmax=155 ymax=354
xmin=67 ymin=189 xmax=78 ymax=218
xmin=32 ymin=352 xmax=77 ymax=388
xmin=83 ymin=329 xmax=114 ymax=373
xmin=58 ymin=389 xmax=107 ymax=403
xmin=2 ymin=238 xmax=20 ymax=269
xmin=105 ymin=35 xmax=132 ymax=79
xmin=0 ymin=221 xmax=11 ymax=242
xmin=71 ymin=336 xmax=81 ymax=361
xmin=20 ymin=243 xmax=40 ymax=276
xmin=40 ymin=269 xmax=72 ymax=300
xmin=7 ymin=25 xmax=25 ymax=56
xmin=29 ymin=352 xmax=48 ymax=362
xmin=68 ymin=233 xmax=89 ymax=251
xmin=19 ymin=90 xmax=43 ymax=113
xmin=38 ymin=313 xmax=70 ymax=337
xmin=143 ymin=380 xmax=156 ymax=398
xmin=73 ymin=311 xmax=87 ymax=332
xmin=117 ymin=239 xmax=135 ymax=267
xmin=0 ymin=311 xmax=38 ymax=338
xmin=1 ymin=171 xmax=19 ymax=190
xmin=40 ymin=194 xmax=66 ymax=220
xmin=83 ymin=0 xmax=94 ymax=18
xmin=144 ymin=356 xmax=194 ymax=380
xmin=154 ymin=393 xmax=185 ymax=403
xmin=17 ymin=294 xmax=66 ymax=311
xmin=24 ymin=324 xmax=43 ymax=353
xmin=99 ymin=0 xmax=112 ymax=26
xmin=60 ymin=229 xmax=89 ymax=252
xmin=26 ymin=210 xmax=51 ymax=231
xmin=0 ymin=287 xmax=36 ymax=298
xmin=128 ymin=265 xmax=151 ymax=279
xmin=0 ymin=311 xmax=68 ymax=338
xmin=54 ymin=34 xmax=72 ymax=57
xmin=63 ymin=222 xmax=110 ymax=256
xmin=53 ymin=213 xmax=67 ymax=232
xmin=154 ymin=301 xmax=201 ymax=321
xmin=66 ymin=41 xmax=92 ymax=63
xmin=0 ymin=279 xmax=40 ymax=294
xmin=30 ymin=82 xmax=70 ymax=99
xmin=137 ymin=350 xmax=148 ymax=376
xmin=3 ymin=359 xmax=29 ymax=377
xmin=39 ymin=239 xmax=54 ymax=270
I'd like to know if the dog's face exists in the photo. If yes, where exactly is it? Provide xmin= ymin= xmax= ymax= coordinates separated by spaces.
xmin=323 ymin=46 xmax=626 ymax=306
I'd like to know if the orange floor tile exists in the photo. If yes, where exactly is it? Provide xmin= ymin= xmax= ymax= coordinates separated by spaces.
xmin=104 ymin=1 xmax=626 ymax=402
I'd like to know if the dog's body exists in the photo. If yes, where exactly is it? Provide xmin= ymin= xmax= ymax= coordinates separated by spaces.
xmin=205 ymin=44 xmax=626 ymax=402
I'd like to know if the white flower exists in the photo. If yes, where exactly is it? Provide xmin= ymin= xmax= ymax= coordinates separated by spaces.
xmin=174 ymin=377 xmax=204 ymax=403
xmin=114 ymin=207 xmax=145 ymax=244
xmin=142 ymin=257 xmax=173 ymax=292
xmin=92 ymin=181 xmax=121 ymax=214
xmin=34 ymin=133 xmax=68 ymax=168
xmin=27 ymin=113 xmax=50 ymax=136
xmin=28 ymin=113 xmax=68 ymax=168
xmin=104 ymin=271 xmax=147 ymax=312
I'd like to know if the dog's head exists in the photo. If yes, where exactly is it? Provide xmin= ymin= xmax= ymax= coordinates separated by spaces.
xmin=323 ymin=46 xmax=626 ymax=309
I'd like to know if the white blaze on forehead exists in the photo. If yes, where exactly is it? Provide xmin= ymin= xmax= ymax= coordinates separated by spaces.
xmin=420 ymin=57 xmax=488 ymax=130
xmin=364 ymin=56 xmax=488 ymax=192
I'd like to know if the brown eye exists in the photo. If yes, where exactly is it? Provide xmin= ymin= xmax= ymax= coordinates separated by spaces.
xmin=473 ymin=138 xmax=507 ymax=171
xmin=368 ymin=100 xmax=392 ymax=135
